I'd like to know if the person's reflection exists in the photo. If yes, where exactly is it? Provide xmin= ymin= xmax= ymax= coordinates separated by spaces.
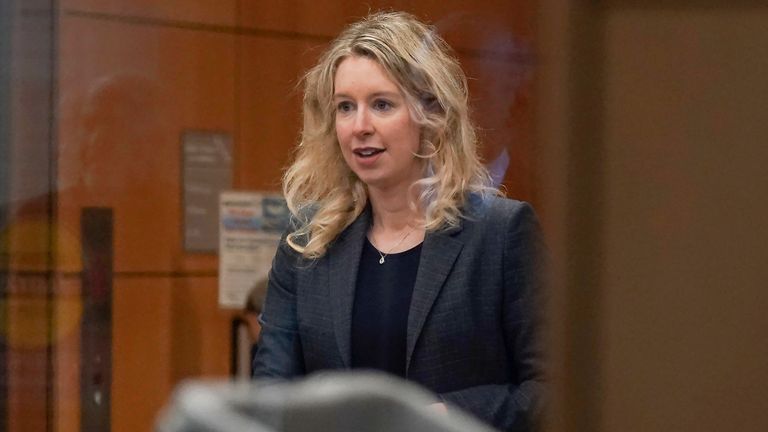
xmin=58 ymin=73 xmax=174 ymax=270
xmin=436 ymin=14 xmax=534 ymax=192
xmin=4 ymin=71 xmax=170 ymax=273
xmin=70 ymin=74 xmax=167 ymax=200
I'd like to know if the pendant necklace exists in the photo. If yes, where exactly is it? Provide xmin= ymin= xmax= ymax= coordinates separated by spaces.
xmin=376 ymin=227 xmax=414 ymax=264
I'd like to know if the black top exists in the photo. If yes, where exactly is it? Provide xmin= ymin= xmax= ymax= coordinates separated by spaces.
xmin=350 ymin=237 xmax=422 ymax=377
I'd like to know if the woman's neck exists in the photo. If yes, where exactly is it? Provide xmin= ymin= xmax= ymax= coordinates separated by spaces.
xmin=366 ymin=184 xmax=426 ymax=254
xmin=367 ymin=186 xmax=420 ymax=233
xmin=367 ymin=187 xmax=426 ymax=254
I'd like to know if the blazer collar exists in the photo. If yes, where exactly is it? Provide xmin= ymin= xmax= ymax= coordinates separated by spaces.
xmin=327 ymin=205 xmax=465 ymax=370
xmin=405 ymin=225 xmax=463 ymax=372
xmin=327 ymin=207 xmax=370 ymax=368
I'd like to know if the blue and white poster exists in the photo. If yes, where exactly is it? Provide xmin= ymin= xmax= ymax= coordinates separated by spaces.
xmin=218 ymin=191 xmax=289 ymax=309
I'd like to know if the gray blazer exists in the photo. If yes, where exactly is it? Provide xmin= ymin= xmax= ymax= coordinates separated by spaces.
xmin=254 ymin=195 xmax=544 ymax=431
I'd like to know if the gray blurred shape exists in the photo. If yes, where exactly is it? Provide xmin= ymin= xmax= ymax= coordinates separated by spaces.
xmin=156 ymin=372 xmax=498 ymax=432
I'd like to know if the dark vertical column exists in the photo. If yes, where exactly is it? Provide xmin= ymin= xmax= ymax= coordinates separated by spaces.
xmin=0 ymin=0 xmax=13 ymax=427
xmin=537 ymin=2 xmax=609 ymax=431
xmin=80 ymin=208 xmax=113 ymax=432
xmin=1 ymin=0 xmax=57 ymax=430
xmin=46 ymin=2 xmax=59 ymax=430
xmin=561 ymin=4 xmax=607 ymax=432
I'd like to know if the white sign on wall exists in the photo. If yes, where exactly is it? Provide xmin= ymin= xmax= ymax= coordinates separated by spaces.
xmin=218 ymin=191 xmax=289 ymax=309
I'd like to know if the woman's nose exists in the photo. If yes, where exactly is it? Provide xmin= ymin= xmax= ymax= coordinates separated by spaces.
xmin=352 ymin=108 xmax=373 ymax=137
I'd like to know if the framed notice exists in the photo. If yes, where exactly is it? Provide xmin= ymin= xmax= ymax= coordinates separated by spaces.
xmin=182 ymin=130 xmax=233 ymax=252
xmin=218 ymin=191 xmax=289 ymax=309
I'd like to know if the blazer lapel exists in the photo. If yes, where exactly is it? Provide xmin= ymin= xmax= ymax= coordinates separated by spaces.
xmin=327 ymin=208 xmax=370 ymax=368
xmin=405 ymin=224 xmax=463 ymax=371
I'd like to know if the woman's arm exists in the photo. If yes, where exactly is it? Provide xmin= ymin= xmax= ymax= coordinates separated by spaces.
xmin=439 ymin=202 xmax=546 ymax=431
xmin=252 ymin=235 xmax=306 ymax=378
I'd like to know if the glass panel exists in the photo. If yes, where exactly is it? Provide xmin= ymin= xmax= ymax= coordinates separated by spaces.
xmin=1 ymin=1 xmax=536 ymax=430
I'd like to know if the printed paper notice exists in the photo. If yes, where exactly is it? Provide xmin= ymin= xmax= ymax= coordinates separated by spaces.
xmin=218 ymin=191 xmax=289 ymax=309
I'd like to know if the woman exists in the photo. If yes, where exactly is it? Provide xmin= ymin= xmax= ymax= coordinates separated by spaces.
xmin=253 ymin=11 xmax=543 ymax=431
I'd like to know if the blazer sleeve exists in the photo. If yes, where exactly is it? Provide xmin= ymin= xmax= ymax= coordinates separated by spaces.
xmin=252 ymin=232 xmax=306 ymax=379
xmin=438 ymin=202 xmax=545 ymax=432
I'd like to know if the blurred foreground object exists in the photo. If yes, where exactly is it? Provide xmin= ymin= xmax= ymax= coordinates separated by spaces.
xmin=156 ymin=372 xmax=497 ymax=432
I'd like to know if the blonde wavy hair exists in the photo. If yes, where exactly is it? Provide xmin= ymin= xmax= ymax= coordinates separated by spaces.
xmin=284 ymin=11 xmax=494 ymax=259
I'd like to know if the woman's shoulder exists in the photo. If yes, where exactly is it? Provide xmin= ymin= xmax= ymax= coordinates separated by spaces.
xmin=464 ymin=193 xmax=535 ymax=223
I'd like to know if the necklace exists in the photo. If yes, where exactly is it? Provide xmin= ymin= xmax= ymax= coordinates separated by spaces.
xmin=375 ymin=227 xmax=414 ymax=264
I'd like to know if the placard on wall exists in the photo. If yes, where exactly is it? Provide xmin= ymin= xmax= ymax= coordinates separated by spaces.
xmin=182 ymin=130 xmax=232 ymax=252
xmin=218 ymin=191 xmax=289 ymax=309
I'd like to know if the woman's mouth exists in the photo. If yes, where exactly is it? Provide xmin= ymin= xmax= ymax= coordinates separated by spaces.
xmin=353 ymin=147 xmax=385 ymax=158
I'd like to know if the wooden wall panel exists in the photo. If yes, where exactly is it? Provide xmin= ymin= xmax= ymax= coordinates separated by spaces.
xmin=53 ymin=277 xmax=82 ymax=432
xmin=110 ymin=276 xmax=232 ymax=432
xmin=237 ymin=37 xmax=325 ymax=191
xmin=168 ymin=277 xmax=234 ymax=381
xmin=111 ymin=277 xmax=173 ymax=432
xmin=239 ymin=1 xmax=410 ymax=37
xmin=56 ymin=12 xmax=238 ymax=431
xmin=60 ymin=0 xmax=236 ymax=27
xmin=5 ymin=274 xmax=49 ymax=432
xmin=57 ymin=15 xmax=235 ymax=273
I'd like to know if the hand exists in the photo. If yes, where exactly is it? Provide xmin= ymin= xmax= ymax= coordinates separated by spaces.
xmin=428 ymin=402 xmax=448 ymax=413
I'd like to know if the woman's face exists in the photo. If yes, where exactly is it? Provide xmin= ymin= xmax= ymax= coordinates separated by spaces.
xmin=333 ymin=56 xmax=423 ymax=192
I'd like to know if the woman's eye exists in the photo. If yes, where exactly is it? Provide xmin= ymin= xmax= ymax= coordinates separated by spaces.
xmin=373 ymin=100 xmax=392 ymax=111
xmin=337 ymin=101 xmax=354 ymax=113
